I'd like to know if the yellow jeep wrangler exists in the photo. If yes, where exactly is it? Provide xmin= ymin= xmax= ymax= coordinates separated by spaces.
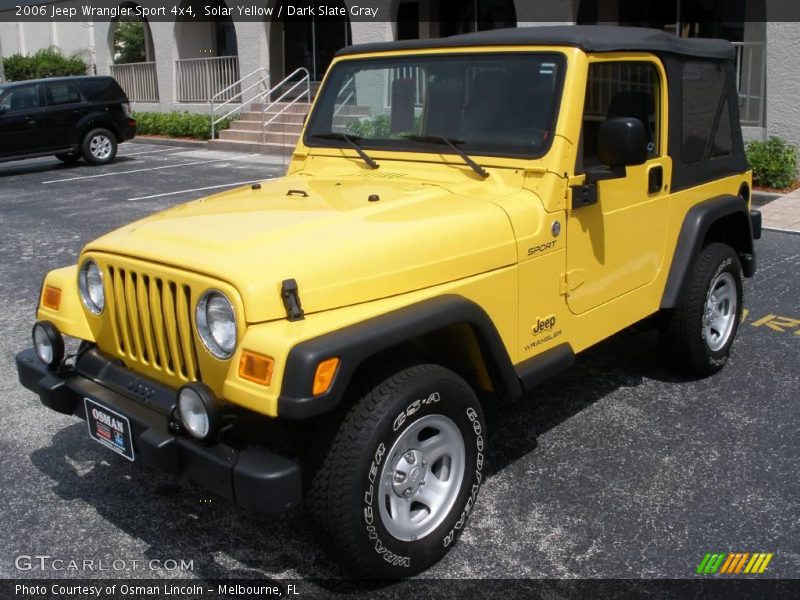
xmin=17 ymin=26 xmax=761 ymax=577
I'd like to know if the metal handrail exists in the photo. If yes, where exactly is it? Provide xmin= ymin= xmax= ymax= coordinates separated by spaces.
xmin=210 ymin=67 xmax=270 ymax=139
xmin=260 ymin=68 xmax=311 ymax=144
xmin=332 ymin=75 xmax=355 ymax=118
xmin=212 ymin=66 xmax=264 ymax=104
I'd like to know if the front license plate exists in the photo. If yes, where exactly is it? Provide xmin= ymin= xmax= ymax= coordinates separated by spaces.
xmin=84 ymin=398 xmax=135 ymax=461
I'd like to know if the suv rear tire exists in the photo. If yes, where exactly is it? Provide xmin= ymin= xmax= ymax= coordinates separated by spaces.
xmin=660 ymin=242 xmax=744 ymax=376
xmin=306 ymin=363 xmax=485 ymax=578
xmin=81 ymin=128 xmax=117 ymax=165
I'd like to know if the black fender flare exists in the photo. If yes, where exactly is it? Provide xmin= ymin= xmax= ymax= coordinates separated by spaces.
xmin=660 ymin=194 xmax=755 ymax=310
xmin=277 ymin=295 xmax=524 ymax=419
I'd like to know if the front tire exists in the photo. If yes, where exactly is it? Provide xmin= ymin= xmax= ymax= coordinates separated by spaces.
xmin=660 ymin=242 xmax=744 ymax=376
xmin=81 ymin=128 xmax=117 ymax=165
xmin=306 ymin=363 xmax=486 ymax=578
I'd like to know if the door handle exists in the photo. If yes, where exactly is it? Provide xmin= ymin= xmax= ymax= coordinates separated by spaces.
xmin=648 ymin=166 xmax=663 ymax=195
xmin=27 ymin=119 xmax=38 ymax=125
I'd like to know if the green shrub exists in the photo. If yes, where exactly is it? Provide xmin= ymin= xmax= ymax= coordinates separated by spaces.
xmin=746 ymin=137 xmax=798 ymax=189
xmin=3 ymin=48 xmax=87 ymax=81
xmin=347 ymin=115 xmax=393 ymax=138
xmin=346 ymin=115 xmax=423 ymax=139
xmin=132 ymin=111 xmax=233 ymax=140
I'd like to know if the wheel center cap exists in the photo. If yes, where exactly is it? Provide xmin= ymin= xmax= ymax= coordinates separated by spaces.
xmin=391 ymin=449 xmax=427 ymax=497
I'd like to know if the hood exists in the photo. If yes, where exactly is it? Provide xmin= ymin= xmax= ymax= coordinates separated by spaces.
xmin=85 ymin=174 xmax=517 ymax=322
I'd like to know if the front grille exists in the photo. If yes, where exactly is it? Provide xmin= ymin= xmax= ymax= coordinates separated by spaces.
xmin=106 ymin=265 xmax=199 ymax=383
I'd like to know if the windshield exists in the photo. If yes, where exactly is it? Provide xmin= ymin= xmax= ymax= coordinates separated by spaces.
xmin=305 ymin=52 xmax=565 ymax=159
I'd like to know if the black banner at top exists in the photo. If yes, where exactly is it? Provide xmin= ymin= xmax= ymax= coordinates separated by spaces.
xmin=1 ymin=0 xmax=800 ymax=23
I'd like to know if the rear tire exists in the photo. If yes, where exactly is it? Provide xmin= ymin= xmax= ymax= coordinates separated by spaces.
xmin=660 ymin=242 xmax=744 ymax=376
xmin=55 ymin=152 xmax=81 ymax=164
xmin=306 ymin=363 xmax=486 ymax=578
xmin=81 ymin=128 xmax=117 ymax=165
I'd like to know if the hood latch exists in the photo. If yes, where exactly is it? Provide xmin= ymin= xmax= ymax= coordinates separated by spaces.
xmin=281 ymin=279 xmax=305 ymax=321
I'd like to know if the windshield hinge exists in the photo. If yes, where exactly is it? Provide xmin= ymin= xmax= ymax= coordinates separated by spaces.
xmin=281 ymin=279 xmax=305 ymax=321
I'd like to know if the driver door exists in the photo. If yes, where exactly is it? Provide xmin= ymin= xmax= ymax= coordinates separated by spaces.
xmin=565 ymin=57 xmax=672 ymax=315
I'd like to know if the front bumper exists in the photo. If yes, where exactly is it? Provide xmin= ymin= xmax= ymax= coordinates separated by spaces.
xmin=16 ymin=348 xmax=301 ymax=513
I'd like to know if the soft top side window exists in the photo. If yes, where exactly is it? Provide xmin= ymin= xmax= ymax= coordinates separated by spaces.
xmin=682 ymin=62 xmax=729 ymax=163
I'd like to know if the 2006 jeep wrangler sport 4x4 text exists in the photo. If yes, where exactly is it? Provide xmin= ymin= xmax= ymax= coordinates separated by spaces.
xmin=17 ymin=26 xmax=762 ymax=577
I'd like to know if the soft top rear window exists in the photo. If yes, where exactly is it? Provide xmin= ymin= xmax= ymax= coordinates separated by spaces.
xmin=305 ymin=52 xmax=566 ymax=159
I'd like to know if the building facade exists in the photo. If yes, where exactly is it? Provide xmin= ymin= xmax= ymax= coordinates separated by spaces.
xmin=0 ymin=0 xmax=789 ymax=147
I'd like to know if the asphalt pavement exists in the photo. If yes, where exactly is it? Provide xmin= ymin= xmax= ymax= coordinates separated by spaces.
xmin=0 ymin=145 xmax=797 ymax=591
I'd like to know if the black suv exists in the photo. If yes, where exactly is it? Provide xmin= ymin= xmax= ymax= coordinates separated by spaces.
xmin=0 ymin=76 xmax=136 ymax=166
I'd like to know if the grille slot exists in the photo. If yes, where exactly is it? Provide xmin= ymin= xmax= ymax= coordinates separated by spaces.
xmin=107 ymin=265 xmax=199 ymax=383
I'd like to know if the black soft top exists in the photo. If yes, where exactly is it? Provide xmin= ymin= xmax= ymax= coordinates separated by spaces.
xmin=337 ymin=25 xmax=735 ymax=61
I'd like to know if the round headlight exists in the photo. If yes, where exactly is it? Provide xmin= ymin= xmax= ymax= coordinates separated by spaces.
xmin=196 ymin=291 xmax=237 ymax=359
xmin=177 ymin=384 xmax=219 ymax=440
xmin=32 ymin=321 xmax=64 ymax=370
xmin=78 ymin=260 xmax=105 ymax=315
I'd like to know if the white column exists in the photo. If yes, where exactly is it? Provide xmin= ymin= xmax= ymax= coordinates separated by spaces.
xmin=765 ymin=21 xmax=800 ymax=154
xmin=349 ymin=21 xmax=394 ymax=45
xmin=232 ymin=19 xmax=268 ymax=103
xmin=149 ymin=20 xmax=177 ymax=111
xmin=86 ymin=22 xmax=97 ymax=74
xmin=17 ymin=23 xmax=26 ymax=54
xmin=345 ymin=0 xmax=394 ymax=44
xmin=94 ymin=20 xmax=112 ymax=76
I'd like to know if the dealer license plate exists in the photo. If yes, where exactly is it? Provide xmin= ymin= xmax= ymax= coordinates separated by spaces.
xmin=84 ymin=398 xmax=135 ymax=461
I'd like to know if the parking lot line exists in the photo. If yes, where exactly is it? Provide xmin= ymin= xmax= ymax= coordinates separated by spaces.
xmin=40 ymin=154 xmax=259 ymax=184
xmin=127 ymin=179 xmax=274 ymax=201
xmin=117 ymin=148 xmax=181 ymax=157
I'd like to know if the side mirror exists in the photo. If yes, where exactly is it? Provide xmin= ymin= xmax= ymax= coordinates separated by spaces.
xmin=598 ymin=117 xmax=647 ymax=167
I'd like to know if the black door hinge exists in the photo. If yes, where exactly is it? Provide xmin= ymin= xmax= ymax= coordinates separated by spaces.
xmin=570 ymin=182 xmax=598 ymax=208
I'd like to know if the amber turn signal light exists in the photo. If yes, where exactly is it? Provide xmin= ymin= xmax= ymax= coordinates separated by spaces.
xmin=238 ymin=351 xmax=274 ymax=386
xmin=313 ymin=357 xmax=340 ymax=396
xmin=42 ymin=285 xmax=62 ymax=310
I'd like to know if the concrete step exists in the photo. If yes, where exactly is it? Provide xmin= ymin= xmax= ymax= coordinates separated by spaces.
xmin=241 ymin=111 xmax=308 ymax=124
xmin=229 ymin=120 xmax=304 ymax=133
xmin=207 ymin=138 xmax=295 ymax=156
xmin=250 ymin=101 xmax=311 ymax=114
xmin=236 ymin=111 xmax=307 ymax=124
xmin=218 ymin=129 xmax=301 ymax=145
xmin=236 ymin=112 xmax=366 ymax=128
xmin=330 ymin=107 xmax=373 ymax=117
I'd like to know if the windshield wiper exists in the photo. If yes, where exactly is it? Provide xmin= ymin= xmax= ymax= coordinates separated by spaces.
xmin=311 ymin=132 xmax=379 ymax=169
xmin=402 ymin=135 xmax=489 ymax=179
